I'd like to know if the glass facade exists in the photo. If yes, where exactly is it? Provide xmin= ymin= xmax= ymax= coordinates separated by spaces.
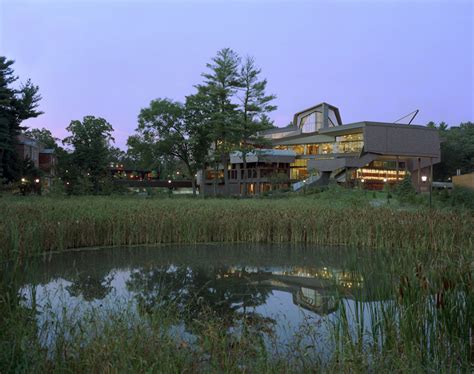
xmin=290 ymin=159 xmax=308 ymax=180
xmin=274 ymin=135 xmax=363 ymax=157
xmin=328 ymin=108 xmax=339 ymax=127
xmin=300 ymin=112 xmax=323 ymax=133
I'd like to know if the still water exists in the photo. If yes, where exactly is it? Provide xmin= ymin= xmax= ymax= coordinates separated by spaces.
xmin=18 ymin=244 xmax=394 ymax=355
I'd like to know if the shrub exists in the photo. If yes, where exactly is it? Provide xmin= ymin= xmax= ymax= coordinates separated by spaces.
xmin=395 ymin=175 xmax=416 ymax=203
xmin=450 ymin=187 xmax=474 ymax=209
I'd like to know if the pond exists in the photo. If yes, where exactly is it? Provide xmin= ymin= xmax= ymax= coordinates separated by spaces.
xmin=18 ymin=244 xmax=396 ymax=359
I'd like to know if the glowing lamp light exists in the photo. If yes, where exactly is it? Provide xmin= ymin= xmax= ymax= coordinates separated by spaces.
xmin=176 ymin=171 xmax=180 ymax=175
xmin=21 ymin=178 xmax=26 ymax=183
xmin=168 ymin=180 xmax=172 ymax=184
xmin=34 ymin=178 xmax=40 ymax=183
xmin=383 ymin=178 xmax=387 ymax=183
xmin=421 ymin=176 xmax=428 ymax=182
xmin=66 ymin=182 xmax=70 ymax=185
xmin=361 ymin=179 xmax=365 ymax=183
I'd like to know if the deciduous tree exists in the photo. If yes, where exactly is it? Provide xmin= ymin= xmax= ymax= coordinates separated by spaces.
xmin=63 ymin=116 xmax=114 ymax=193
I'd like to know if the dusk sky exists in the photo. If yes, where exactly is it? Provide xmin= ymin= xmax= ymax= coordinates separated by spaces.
xmin=1 ymin=0 xmax=472 ymax=149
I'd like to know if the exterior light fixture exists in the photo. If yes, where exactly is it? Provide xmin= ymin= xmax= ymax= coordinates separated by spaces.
xmin=35 ymin=178 xmax=40 ymax=183
xmin=66 ymin=182 xmax=70 ymax=185
xmin=21 ymin=178 xmax=26 ymax=183
xmin=361 ymin=179 xmax=365 ymax=183
xmin=421 ymin=176 xmax=428 ymax=182
xmin=168 ymin=180 xmax=172 ymax=184
xmin=383 ymin=178 xmax=387 ymax=183
xmin=176 ymin=171 xmax=180 ymax=175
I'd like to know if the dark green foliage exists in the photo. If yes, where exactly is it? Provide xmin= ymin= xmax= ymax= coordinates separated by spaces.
xmin=449 ymin=187 xmax=474 ymax=209
xmin=395 ymin=175 xmax=416 ymax=203
xmin=428 ymin=121 xmax=474 ymax=180
xmin=0 ymin=57 xmax=43 ymax=182
xmin=62 ymin=116 xmax=114 ymax=193
xmin=24 ymin=127 xmax=59 ymax=149
xmin=135 ymin=98 xmax=211 ymax=195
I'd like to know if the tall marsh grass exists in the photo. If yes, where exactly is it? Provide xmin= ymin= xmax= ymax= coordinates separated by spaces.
xmin=1 ymin=195 xmax=472 ymax=262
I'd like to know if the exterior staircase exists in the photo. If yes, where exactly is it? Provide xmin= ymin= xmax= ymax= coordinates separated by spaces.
xmin=292 ymin=172 xmax=330 ymax=192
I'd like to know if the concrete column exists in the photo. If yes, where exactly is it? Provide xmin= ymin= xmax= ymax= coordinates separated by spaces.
xmin=417 ymin=157 xmax=421 ymax=193
xmin=396 ymin=156 xmax=399 ymax=182
xmin=322 ymin=103 xmax=329 ymax=129
xmin=429 ymin=157 xmax=433 ymax=208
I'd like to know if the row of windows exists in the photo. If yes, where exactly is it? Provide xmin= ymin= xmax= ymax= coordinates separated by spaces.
xmin=275 ymin=139 xmax=364 ymax=155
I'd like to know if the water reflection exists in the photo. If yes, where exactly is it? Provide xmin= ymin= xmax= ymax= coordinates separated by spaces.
xmin=18 ymin=244 xmax=391 ymax=351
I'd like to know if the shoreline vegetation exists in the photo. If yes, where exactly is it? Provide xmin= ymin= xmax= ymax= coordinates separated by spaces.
xmin=1 ymin=190 xmax=473 ymax=263
xmin=1 ymin=189 xmax=473 ymax=372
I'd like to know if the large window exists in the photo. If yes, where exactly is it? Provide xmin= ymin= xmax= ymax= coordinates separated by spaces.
xmin=300 ymin=112 xmax=323 ymax=133
xmin=290 ymin=159 xmax=308 ymax=180
xmin=306 ymin=144 xmax=319 ymax=155
xmin=320 ymin=143 xmax=333 ymax=154
xmin=335 ymin=133 xmax=364 ymax=154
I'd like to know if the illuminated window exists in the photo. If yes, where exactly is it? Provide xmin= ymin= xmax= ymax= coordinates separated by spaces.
xmin=306 ymin=144 xmax=319 ymax=155
xmin=320 ymin=143 xmax=333 ymax=154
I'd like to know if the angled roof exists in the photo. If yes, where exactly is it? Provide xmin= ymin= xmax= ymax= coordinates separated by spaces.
xmin=259 ymin=124 xmax=298 ymax=135
xmin=293 ymin=102 xmax=343 ymax=127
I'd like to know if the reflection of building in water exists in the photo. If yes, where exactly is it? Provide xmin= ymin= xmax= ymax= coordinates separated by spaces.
xmin=226 ymin=266 xmax=363 ymax=288
xmin=294 ymin=287 xmax=338 ymax=315
xmin=224 ymin=265 xmax=364 ymax=316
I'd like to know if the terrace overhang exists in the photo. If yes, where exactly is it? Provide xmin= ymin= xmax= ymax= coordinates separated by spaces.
xmin=230 ymin=149 xmax=296 ymax=164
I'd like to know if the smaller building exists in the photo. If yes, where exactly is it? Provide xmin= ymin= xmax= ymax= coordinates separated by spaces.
xmin=452 ymin=172 xmax=474 ymax=190
xmin=108 ymin=163 xmax=158 ymax=181
xmin=199 ymin=149 xmax=295 ymax=195
xmin=16 ymin=134 xmax=57 ymax=187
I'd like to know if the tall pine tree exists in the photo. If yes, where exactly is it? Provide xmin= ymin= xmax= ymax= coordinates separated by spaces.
xmin=196 ymin=48 xmax=241 ymax=196
xmin=237 ymin=56 xmax=277 ymax=196
xmin=0 ymin=57 xmax=43 ymax=182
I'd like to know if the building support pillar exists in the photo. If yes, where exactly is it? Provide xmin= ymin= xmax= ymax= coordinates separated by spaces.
xmin=429 ymin=157 xmax=433 ymax=208
xmin=396 ymin=156 xmax=399 ymax=182
xmin=417 ymin=157 xmax=421 ymax=193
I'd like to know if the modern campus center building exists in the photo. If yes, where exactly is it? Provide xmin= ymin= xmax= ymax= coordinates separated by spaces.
xmin=198 ymin=102 xmax=441 ymax=195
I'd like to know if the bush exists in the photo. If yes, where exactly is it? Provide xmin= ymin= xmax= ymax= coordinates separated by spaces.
xmin=450 ymin=187 xmax=474 ymax=209
xmin=395 ymin=176 xmax=417 ymax=203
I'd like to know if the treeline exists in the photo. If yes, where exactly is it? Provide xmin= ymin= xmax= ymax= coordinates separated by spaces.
xmin=0 ymin=49 xmax=276 ymax=196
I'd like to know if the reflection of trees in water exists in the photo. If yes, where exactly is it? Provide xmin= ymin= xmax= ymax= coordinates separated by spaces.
xmin=66 ymin=273 xmax=114 ymax=301
xmin=126 ymin=265 xmax=276 ymax=336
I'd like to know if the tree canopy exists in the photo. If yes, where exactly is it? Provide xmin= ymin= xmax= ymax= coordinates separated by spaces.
xmin=427 ymin=121 xmax=474 ymax=180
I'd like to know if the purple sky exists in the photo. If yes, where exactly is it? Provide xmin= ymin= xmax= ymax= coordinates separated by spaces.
xmin=1 ymin=0 xmax=472 ymax=149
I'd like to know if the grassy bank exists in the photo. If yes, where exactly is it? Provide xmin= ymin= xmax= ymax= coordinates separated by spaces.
xmin=1 ymin=191 xmax=473 ymax=262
